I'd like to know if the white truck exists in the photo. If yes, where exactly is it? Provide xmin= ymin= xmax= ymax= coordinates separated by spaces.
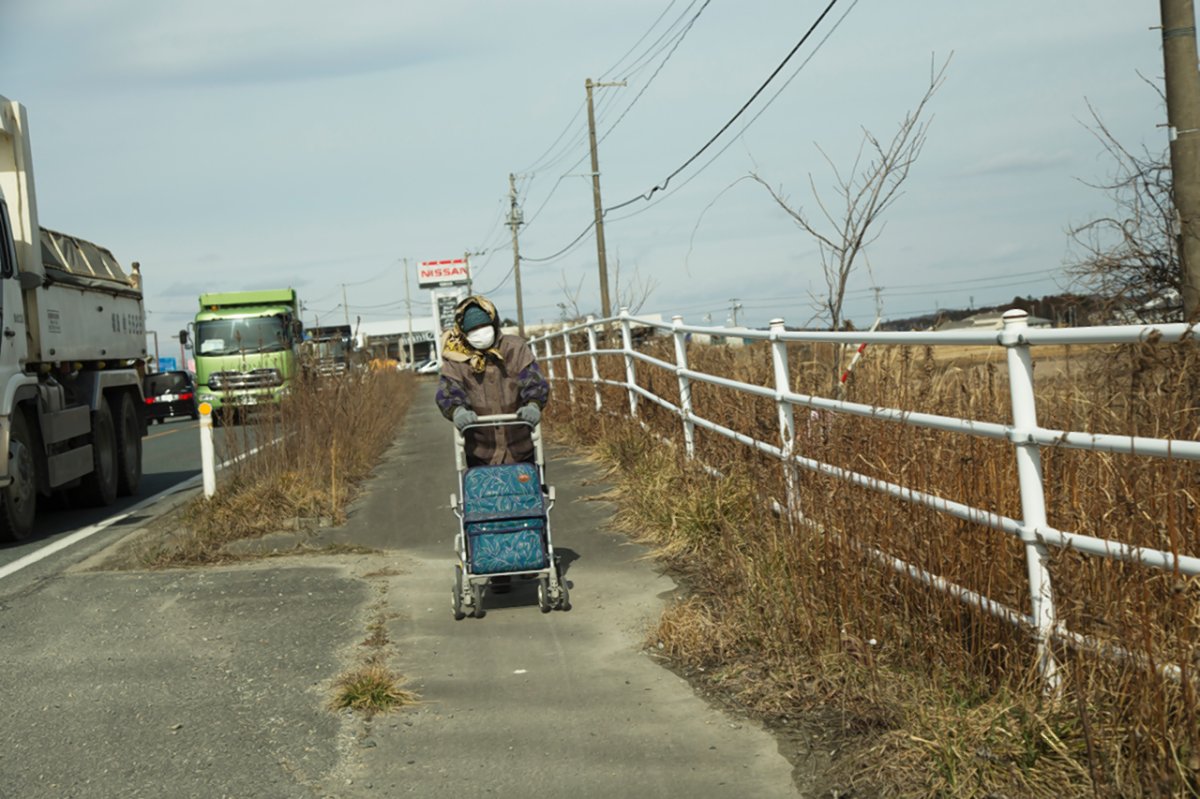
xmin=0 ymin=95 xmax=147 ymax=540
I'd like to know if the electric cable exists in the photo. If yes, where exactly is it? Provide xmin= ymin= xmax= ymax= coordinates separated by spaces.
xmin=606 ymin=0 xmax=859 ymax=224
xmin=518 ymin=0 xmax=684 ymax=176
xmin=600 ymin=0 xmax=686 ymax=80
xmin=516 ymin=2 xmax=703 ymax=233
xmin=604 ymin=0 xmax=842 ymax=215
xmin=520 ymin=220 xmax=597 ymax=264
xmin=594 ymin=0 xmax=713 ymax=155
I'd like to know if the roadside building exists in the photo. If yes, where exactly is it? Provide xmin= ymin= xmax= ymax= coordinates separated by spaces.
xmin=356 ymin=316 xmax=440 ymax=366
xmin=935 ymin=310 xmax=1053 ymax=331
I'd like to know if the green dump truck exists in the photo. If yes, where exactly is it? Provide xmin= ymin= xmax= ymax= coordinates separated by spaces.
xmin=194 ymin=289 xmax=302 ymax=412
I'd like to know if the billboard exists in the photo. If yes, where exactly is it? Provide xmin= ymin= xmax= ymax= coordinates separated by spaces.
xmin=437 ymin=294 xmax=459 ymax=334
xmin=417 ymin=258 xmax=470 ymax=289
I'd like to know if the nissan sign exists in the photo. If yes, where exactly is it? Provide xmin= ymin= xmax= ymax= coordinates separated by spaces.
xmin=417 ymin=258 xmax=470 ymax=289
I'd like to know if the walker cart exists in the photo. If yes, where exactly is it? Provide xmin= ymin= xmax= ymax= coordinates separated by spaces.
xmin=449 ymin=414 xmax=569 ymax=619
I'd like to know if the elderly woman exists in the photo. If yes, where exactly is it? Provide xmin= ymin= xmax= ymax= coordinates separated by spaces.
xmin=435 ymin=295 xmax=550 ymax=466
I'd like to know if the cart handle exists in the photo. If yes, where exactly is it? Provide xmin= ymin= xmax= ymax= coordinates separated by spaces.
xmin=453 ymin=413 xmax=544 ymax=470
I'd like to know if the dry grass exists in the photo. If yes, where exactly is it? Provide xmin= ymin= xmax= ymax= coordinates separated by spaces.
xmin=548 ymin=330 xmax=1200 ymax=798
xmin=331 ymin=592 xmax=419 ymax=717
xmin=142 ymin=369 xmax=416 ymax=566
xmin=330 ymin=662 xmax=418 ymax=716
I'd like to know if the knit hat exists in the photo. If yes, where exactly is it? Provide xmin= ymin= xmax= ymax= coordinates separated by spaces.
xmin=461 ymin=305 xmax=492 ymax=331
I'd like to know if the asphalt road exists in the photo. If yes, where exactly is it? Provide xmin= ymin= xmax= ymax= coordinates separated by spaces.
xmin=0 ymin=417 xmax=261 ymax=595
xmin=0 ymin=385 xmax=803 ymax=798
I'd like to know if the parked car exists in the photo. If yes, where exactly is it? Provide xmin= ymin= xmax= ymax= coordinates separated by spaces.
xmin=414 ymin=359 xmax=441 ymax=375
xmin=143 ymin=370 xmax=200 ymax=423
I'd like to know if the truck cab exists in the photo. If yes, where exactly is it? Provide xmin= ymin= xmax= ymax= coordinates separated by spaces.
xmin=194 ymin=289 xmax=302 ymax=412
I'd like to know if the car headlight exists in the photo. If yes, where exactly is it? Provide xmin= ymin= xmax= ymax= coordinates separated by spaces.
xmin=207 ymin=373 xmax=224 ymax=390
xmin=198 ymin=393 xmax=217 ymax=403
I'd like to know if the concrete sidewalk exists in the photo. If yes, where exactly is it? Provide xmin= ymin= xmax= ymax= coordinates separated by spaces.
xmin=0 ymin=381 xmax=801 ymax=798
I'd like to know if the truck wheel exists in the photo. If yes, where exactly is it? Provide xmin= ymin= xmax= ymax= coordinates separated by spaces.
xmin=0 ymin=410 xmax=38 ymax=541
xmin=114 ymin=392 xmax=142 ymax=497
xmin=75 ymin=397 xmax=118 ymax=507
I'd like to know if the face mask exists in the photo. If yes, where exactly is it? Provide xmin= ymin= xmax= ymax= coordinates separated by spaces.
xmin=466 ymin=327 xmax=496 ymax=350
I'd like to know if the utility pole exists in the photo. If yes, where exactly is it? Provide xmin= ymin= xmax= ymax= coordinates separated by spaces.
xmin=508 ymin=173 xmax=527 ymax=338
xmin=462 ymin=250 xmax=486 ymax=297
xmin=1161 ymin=0 xmax=1200 ymax=319
xmin=341 ymin=283 xmax=351 ymax=329
xmin=586 ymin=78 xmax=625 ymax=321
xmin=729 ymin=299 xmax=743 ymax=327
xmin=403 ymin=258 xmax=415 ymax=366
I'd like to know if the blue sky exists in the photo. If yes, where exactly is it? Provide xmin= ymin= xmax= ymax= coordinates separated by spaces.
xmin=0 ymin=1 xmax=1166 ymax=337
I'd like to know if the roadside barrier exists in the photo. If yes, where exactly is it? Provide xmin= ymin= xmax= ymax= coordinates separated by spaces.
xmin=532 ymin=309 xmax=1200 ymax=691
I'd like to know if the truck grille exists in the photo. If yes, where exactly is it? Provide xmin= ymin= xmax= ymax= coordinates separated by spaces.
xmin=208 ymin=369 xmax=283 ymax=390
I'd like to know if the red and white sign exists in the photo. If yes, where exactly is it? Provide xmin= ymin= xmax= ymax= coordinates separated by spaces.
xmin=417 ymin=258 xmax=470 ymax=289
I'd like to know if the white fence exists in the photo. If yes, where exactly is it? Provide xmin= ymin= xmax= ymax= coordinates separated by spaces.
xmin=531 ymin=308 xmax=1200 ymax=689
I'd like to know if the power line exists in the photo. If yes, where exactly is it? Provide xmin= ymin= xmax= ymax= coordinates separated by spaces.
xmin=600 ymin=0 xmax=687 ymax=80
xmin=521 ymin=220 xmax=597 ymax=264
xmin=606 ymin=0 xmax=860 ymax=224
xmin=517 ymin=0 xmax=684 ymax=176
xmin=605 ymin=0 xmax=843 ymax=214
xmin=515 ymin=2 xmax=704 ymax=234
xmin=596 ymin=0 xmax=713 ymax=147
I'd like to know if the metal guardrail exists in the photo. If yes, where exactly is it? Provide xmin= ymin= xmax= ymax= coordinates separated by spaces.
xmin=531 ymin=308 xmax=1200 ymax=689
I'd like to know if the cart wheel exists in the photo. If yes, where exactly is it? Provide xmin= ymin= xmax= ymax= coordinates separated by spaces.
xmin=472 ymin=583 xmax=486 ymax=618
xmin=452 ymin=565 xmax=466 ymax=621
xmin=537 ymin=579 xmax=552 ymax=613
xmin=557 ymin=580 xmax=571 ymax=612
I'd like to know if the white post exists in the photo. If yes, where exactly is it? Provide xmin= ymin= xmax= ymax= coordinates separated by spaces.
xmin=672 ymin=315 xmax=695 ymax=458
xmin=769 ymin=319 xmax=798 ymax=518
xmin=619 ymin=307 xmax=637 ymax=418
xmin=1001 ymin=309 xmax=1060 ymax=693
xmin=562 ymin=323 xmax=576 ymax=403
xmin=543 ymin=336 xmax=556 ymax=382
xmin=586 ymin=315 xmax=602 ymax=412
xmin=198 ymin=401 xmax=216 ymax=499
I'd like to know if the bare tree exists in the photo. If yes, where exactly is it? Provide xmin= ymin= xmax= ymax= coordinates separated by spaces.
xmin=557 ymin=258 xmax=659 ymax=324
xmin=556 ymin=271 xmax=587 ymax=323
xmin=751 ymin=56 xmax=950 ymax=334
xmin=1066 ymin=94 xmax=1181 ymax=323
xmin=611 ymin=256 xmax=659 ymax=315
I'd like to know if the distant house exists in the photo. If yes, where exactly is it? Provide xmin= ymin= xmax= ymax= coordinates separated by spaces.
xmin=935 ymin=309 xmax=1053 ymax=331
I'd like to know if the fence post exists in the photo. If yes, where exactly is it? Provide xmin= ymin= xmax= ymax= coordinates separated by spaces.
xmin=586 ymin=315 xmax=602 ymax=412
xmin=672 ymin=315 xmax=695 ymax=458
xmin=619 ymin=307 xmax=638 ymax=418
xmin=562 ymin=323 xmax=576 ymax=403
xmin=769 ymin=319 xmax=798 ymax=519
xmin=543 ymin=335 xmax=555 ymax=383
xmin=1001 ymin=308 xmax=1060 ymax=693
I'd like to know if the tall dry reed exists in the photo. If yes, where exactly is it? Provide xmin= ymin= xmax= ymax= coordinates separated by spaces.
xmin=147 ymin=369 xmax=416 ymax=564
xmin=548 ymin=330 xmax=1199 ymax=798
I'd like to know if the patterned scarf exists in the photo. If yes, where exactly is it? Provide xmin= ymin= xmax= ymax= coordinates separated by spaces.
xmin=441 ymin=295 xmax=505 ymax=374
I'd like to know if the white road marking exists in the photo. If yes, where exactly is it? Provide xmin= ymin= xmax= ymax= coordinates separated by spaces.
xmin=0 ymin=476 xmax=202 ymax=581
xmin=0 ymin=437 xmax=278 ymax=582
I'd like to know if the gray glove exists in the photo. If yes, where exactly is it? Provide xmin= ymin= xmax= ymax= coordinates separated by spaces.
xmin=516 ymin=404 xmax=541 ymax=426
xmin=453 ymin=406 xmax=478 ymax=431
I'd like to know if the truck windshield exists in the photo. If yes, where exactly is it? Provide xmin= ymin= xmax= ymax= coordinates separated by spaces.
xmin=196 ymin=317 xmax=290 ymax=356
xmin=314 ymin=339 xmax=348 ymax=359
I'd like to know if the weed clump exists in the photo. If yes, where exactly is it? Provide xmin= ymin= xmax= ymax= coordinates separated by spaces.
xmin=330 ymin=662 xmax=417 ymax=716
